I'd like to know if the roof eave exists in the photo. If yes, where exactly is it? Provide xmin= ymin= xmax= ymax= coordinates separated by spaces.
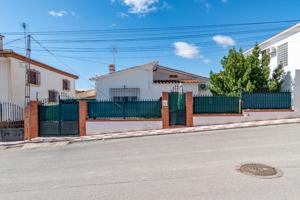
xmin=0 ymin=50 xmax=79 ymax=79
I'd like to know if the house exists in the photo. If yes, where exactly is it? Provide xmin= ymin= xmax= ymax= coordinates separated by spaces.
xmin=0 ymin=35 xmax=78 ymax=106
xmin=75 ymin=89 xmax=96 ymax=99
xmin=244 ymin=22 xmax=300 ymax=89
xmin=90 ymin=61 xmax=210 ymax=101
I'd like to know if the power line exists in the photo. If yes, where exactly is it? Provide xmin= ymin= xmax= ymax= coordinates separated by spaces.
xmin=3 ymin=36 xmax=25 ymax=46
xmin=34 ymin=27 xmax=287 ymax=44
xmin=6 ymin=32 xmax=277 ymax=54
xmin=1 ymin=19 xmax=299 ymax=35
xmin=30 ymin=36 xmax=116 ymax=100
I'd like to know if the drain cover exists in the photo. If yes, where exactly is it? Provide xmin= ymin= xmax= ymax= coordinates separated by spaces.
xmin=238 ymin=163 xmax=282 ymax=178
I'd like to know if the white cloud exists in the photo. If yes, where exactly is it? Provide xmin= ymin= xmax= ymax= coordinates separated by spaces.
xmin=122 ymin=0 xmax=159 ymax=14
xmin=212 ymin=35 xmax=236 ymax=47
xmin=48 ymin=10 xmax=77 ymax=17
xmin=174 ymin=42 xmax=200 ymax=59
xmin=117 ymin=11 xmax=130 ymax=18
xmin=195 ymin=0 xmax=212 ymax=12
xmin=203 ymin=58 xmax=211 ymax=64
xmin=48 ymin=10 xmax=67 ymax=17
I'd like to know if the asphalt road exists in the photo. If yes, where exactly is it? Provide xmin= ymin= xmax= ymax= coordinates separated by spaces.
xmin=1 ymin=124 xmax=300 ymax=200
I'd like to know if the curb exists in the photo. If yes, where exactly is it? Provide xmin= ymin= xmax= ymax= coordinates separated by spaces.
xmin=1 ymin=118 xmax=300 ymax=149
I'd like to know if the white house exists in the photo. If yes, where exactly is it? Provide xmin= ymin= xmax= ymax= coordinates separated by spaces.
xmin=245 ymin=22 xmax=300 ymax=90
xmin=0 ymin=35 xmax=78 ymax=106
xmin=90 ymin=61 xmax=210 ymax=100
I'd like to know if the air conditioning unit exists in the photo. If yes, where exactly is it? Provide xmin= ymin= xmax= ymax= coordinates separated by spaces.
xmin=198 ymin=83 xmax=209 ymax=91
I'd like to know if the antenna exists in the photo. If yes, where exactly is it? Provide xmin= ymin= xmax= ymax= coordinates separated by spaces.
xmin=111 ymin=46 xmax=118 ymax=65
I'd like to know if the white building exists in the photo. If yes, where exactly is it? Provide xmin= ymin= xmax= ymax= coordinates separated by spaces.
xmin=0 ymin=35 xmax=78 ymax=106
xmin=245 ymin=22 xmax=300 ymax=90
xmin=90 ymin=62 xmax=210 ymax=100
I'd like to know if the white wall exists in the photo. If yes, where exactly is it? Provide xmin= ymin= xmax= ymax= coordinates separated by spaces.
xmin=87 ymin=121 xmax=162 ymax=135
xmin=0 ymin=57 xmax=76 ymax=106
xmin=0 ymin=58 xmax=10 ymax=102
xmin=193 ymin=111 xmax=300 ymax=126
xmin=293 ymin=70 xmax=300 ymax=112
xmin=96 ymin=64 xmax=153 ymax=99
xmin=261 ymin=31 xmax=300 ymax=85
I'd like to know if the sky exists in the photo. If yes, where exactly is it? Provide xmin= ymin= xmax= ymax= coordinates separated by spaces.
xmin=1 ymin=0 xmax=300 ymax=89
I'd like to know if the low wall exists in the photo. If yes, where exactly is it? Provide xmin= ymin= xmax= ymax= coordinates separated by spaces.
xmin=0 ymin=128 xmax=24 ymax=142
xmin=194 ymin=110 xmax=300 ymax=126
xmin=87 ymin=120 xmax=162 ymax=135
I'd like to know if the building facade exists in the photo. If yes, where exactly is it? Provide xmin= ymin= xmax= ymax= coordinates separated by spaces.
xmin=0 ymin=36 xmax=78 ymax=106
xmin=245 ymin=22 xmax=300 ymax=90
xmin=91 ymin=62 xmax=210 ymax=100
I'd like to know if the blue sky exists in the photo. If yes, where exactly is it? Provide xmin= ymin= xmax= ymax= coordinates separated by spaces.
xmin=1 ymin=0 xmax=300 ymax=89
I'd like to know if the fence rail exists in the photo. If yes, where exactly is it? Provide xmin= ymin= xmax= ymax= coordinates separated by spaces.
xmin=193 ymin=96 xmax=240 ymax=114
xmin=0 ymin=102 xmax=24 ymax=128
xmin=88 ymin=99 xmax=162 ymax=119
xmin=242 ymin=92 xmax=292 ymax=109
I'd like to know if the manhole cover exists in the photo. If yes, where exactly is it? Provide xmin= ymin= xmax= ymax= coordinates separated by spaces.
xmin=238 ymin=163 xmax=283 ymax=179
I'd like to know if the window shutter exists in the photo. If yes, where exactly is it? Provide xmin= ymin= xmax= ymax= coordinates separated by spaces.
xmin=37 ymin=71 xmax=41 ymax=85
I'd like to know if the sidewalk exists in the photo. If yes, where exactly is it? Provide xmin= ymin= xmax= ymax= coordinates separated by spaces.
xmin=1 ymin=118 xmax=300 ymax=149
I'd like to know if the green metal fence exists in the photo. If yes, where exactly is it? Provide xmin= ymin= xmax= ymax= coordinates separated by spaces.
xmin=193 ymin=96 xmax=240 ymax=114
xmin=242 ymin=92 xmax=292 ymax=109
xmin=88 ymin=99 xmax=162 ymax=119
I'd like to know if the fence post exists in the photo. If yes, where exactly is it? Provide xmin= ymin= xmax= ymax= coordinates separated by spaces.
xmin=186 ymin=91 xmax=193 ymax=127
xmin=79 ymin=101 xmax=87 ymax=137
xmin=239 ymin=98 xmax=243 ymax=114
xmin=162 ymin=92 xmax=169 ymax=129
xmin=24 ymin=101 xmax=39 ymax=140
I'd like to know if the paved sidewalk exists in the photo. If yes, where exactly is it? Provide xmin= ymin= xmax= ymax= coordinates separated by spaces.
xmin=1 ymin=118 xmax=300 ymax=148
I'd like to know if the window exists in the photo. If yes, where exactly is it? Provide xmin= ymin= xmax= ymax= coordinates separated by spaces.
xmin=63 ymin=79 xmax=70 ymax=91
xmin=48 ymin=90 xmax=59 ymax=102
xmin=169 ymin=74 xmax=178 ymax=78
xmin=27 ymin=69 xmax=40 ymax=85
xmin=277 ymin=43 xmax=288 ymax=67
xmin=113 ymin=96 xmax=138 ymax=102
xmin=110 ymin=88 xmax=140 ymax=101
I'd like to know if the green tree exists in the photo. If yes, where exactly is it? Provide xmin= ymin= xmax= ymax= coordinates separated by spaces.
xmin=268 ymin=65 xmax=285 ymax=92
xmin=210 ymin=44 xmax=282 ymax=96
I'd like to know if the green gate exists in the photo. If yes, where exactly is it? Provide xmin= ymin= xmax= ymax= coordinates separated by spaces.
xmin=169 ymin=92 xmax=186 ymax=126
xmin=39 ymin=100 xmax=79 ymax=137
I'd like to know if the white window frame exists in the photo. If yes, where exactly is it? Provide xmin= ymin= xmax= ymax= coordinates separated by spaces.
xmin=277 ymin=43 xmax=288 ymax=67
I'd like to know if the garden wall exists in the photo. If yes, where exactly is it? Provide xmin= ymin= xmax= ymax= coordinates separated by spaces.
xmin=86 ymin=120 xmax=162 ymax=135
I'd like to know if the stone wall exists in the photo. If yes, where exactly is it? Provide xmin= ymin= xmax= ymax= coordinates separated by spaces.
xmin=0 ymin=128 xmax=24 ymax=142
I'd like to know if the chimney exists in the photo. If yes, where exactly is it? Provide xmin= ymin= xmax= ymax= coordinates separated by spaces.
xmin=0 ymin=35 xmax=4 ymax=51
xmin=109 ymin=64 xmax=115 ymax=74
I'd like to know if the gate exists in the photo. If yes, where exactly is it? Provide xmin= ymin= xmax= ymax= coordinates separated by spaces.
xmin=39 ymin=100 xmax=79 ymax=137
xmin=169 ymin=92 xmax=186 ymax=126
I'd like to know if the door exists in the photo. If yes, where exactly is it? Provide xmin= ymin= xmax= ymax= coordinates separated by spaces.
xmin=39 ymin=100 xmax=79 ymax=137
xmin=169 ymin=92 xmax=186 ymax=126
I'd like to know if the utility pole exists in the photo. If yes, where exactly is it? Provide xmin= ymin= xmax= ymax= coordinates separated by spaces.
xmin=22 ymin=23 xmax=31 ymax=106
xmin=22 ymin=22 xmax=32 ymax=140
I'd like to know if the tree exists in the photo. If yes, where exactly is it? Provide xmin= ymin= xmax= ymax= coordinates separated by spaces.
xmin=210 ymin=44 xmax=283 ymax=96
xmin=268 ymin=65 xmax=285 ymax=92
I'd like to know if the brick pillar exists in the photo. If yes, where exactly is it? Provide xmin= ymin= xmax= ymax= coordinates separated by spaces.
xmin=186 ymin=91 xmax=193 ymax=127
xmin=79 ymin=101 xmax=87 ymax=136
xmin=162 ymin=92 xmax=170 ymax=129
xmin=24 ymin=101 xmax=39 ymax=140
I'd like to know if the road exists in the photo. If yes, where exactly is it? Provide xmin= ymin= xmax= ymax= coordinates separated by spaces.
xmin=1 ymin=124 xmax=300 ymax=200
